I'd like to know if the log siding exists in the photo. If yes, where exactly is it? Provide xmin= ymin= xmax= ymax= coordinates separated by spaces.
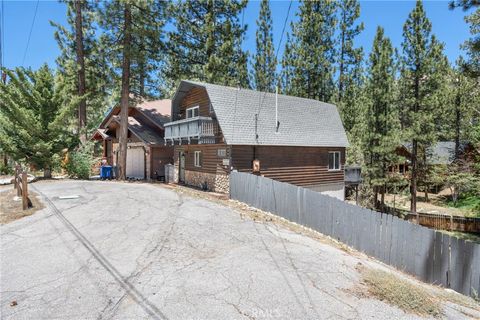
xmin=231 ymin=145 xmax=345 ymax=187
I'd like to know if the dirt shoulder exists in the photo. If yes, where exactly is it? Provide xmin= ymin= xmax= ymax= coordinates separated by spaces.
xmin=0 ymin=188 xmax=44 ymax=224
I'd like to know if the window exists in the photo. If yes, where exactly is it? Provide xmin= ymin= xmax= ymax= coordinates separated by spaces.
xmin=217 ymin=148 xmax=226 ymax=157
xmin=194 ymin=151 xmax=202 ymax=167
xmin=186 ymin=106 xmax=199 ymax=118
xmin=328 ymin=151 xmax=341 ymax=171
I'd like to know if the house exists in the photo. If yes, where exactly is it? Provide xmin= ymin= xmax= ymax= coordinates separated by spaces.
xmin=390 ymin=141 xmax=477 ymax=176
xmin=92 ymin=99 xmax=173 ymax=180
xmin=164 ymin=80 xmax=349 ymax=200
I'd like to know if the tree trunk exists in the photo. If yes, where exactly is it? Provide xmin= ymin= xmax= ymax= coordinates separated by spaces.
xmin=44 ymin=167 xmax=52 ymax=179
xmin=75 ymin=0 xmax=87 ymax=143
xmin=117 ymin=4 xmax=132 ymax=181
xmin=338 ymin=10 xmax=346 ymax=103
xmin=139 ymin=60 xmax=145 ymax=98
xmin=411 ymin=139 xmax=418 ymax=216
xmin=454 ymin=91 xmax=461 ymax=159
xmin=381 ymin=184 xmax=385 ymax=210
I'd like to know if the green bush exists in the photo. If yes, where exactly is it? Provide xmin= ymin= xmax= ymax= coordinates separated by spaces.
xmin=65 ymin=144 xmax=96 ymax=180
xmin=0 ymin=163 xmax=13 ymax=175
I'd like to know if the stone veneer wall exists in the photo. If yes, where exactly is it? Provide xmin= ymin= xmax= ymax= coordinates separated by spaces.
xmin=183 ymin=170 xmax=229 ymax=193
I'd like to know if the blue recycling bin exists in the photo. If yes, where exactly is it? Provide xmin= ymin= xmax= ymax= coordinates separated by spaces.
xmin=100 ymin=165 xmax=112 ymax=180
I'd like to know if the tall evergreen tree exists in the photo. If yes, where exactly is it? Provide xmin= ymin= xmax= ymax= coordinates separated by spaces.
xmin=253 ymin=0 xmax=276 ymax=92
xmin=400 ymin=0 xmax=448 ymax=213
xmin=336 ymin=0 xmax=364 ymax=133
xmin=52 ymin=0 xmax=112 ymax=139
xmin=362 ymin=27 xmax=400 ymax=209
xmin=97 ymin=0 xmax=166 ymax=180
xmin=337 ymin=0 xmax=364 ymax=103
xmin=165 ymin=0 xmax=249 ymax=89
xmin=280 ymin=32 xmax=296 ymax=95
xmin=0 ymin=66 xmax=79 ymax=177
xmin=449 ymin=57 xmax=480 ymax=155
xmin=450 ymin=1 xmax=480 ymax=76
xmin=282 ymin=0 xmax=337 ymax=102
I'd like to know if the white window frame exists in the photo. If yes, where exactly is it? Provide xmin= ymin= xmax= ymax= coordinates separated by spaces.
xmin=194 ymin=151 xmax=202 ymax=167
xmin=328 ymin=151 xmax=341 ymax=171
xmin=186 ymin=106 xmax=199 ymax=118
xmin=217 ymin=148 xmax=227 ymax=158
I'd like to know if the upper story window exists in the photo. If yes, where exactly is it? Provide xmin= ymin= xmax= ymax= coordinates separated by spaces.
xmin=186 ymin=106 xmax=199 ymax=118
xmin=328 ymin=151 xmax=341 ymax=171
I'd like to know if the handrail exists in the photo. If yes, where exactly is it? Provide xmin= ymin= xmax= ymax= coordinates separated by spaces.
xmin=164 ymin=116 xmax=213 ymax=127
xmin=164 ymin=117 xmax=217 ymax=143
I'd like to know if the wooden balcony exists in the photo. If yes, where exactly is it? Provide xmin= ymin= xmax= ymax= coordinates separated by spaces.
xmin=164 ymin=117 xmax=217 ymax=144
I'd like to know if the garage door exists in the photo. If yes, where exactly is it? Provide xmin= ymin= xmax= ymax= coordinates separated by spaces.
xmin=126 ymin=147 xmax=145 ymax=179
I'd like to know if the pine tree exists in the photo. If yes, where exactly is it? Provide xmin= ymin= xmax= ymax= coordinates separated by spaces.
xmin=281 ymin=0 xmax=337 ymax=101
xmin=165 ymin=0 xmax=248 ymax=89
xmin=463 ymin=3 xmax=480 ymax=76
xmin=253 ymin=0 xmax=276 ymax=92
xmin=97 ymin=0 xmax=166 ymax=180
xmin=51 ymin=1 xmax=114 ymax=137
xmin=337 ymin=0 xmax=364 ymax=103
xmin=51 ymin=1 xmax=108 ymax=141
xmin=0 ymin=66 xmax=79 ymax=177
xmin=450 ymin=1 xmax=480 ymax=76
xmin=449 ymin=57 xmax=480 ymax=155
xmin=280 ymin=32 xmax=296 ymax=95
xmin=400 ymin=0 xmax=448 ymax=213
xmin=362 ymin=27 xmax=401 ymax=209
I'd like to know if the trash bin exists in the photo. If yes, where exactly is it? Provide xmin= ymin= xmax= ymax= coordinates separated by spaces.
xmin=100 ymin=165 xmax=112 ymax=180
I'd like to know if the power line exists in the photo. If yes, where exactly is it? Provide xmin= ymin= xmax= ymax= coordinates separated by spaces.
xmin=21 ymin=0 xmax=39 ymax=67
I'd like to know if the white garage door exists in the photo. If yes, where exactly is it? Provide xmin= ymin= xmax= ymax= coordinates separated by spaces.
xmin=126 ymin=147 xmax=145 ymax=179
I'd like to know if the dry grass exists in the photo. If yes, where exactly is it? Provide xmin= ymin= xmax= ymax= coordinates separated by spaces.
xmin=0 ymin=189 xmax=44 ymax=224
xmin=357 ymin=265 xmax=443 ymax=318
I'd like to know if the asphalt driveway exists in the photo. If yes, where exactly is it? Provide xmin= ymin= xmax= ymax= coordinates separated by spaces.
xmin=0 ymin=181 xmax=474 ymax=319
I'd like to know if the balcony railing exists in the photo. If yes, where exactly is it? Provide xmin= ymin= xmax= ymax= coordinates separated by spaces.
xmin=164 ymin=117 xmax=217 ymax=144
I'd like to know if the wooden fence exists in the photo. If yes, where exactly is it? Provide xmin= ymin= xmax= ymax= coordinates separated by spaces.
xmin=13 ymin=165 xmax=29 ymax=210
xmin=230 ymin=172 xmax=480 ymax=297
xmin=406 ymin=212 xmax=480 ymax=233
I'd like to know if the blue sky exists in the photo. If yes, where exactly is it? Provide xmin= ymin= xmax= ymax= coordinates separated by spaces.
xmin=1 ymin=0 xmax=473 ymax=71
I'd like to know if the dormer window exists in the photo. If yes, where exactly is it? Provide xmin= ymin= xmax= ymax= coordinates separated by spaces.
xmin=186 ymin=106 xmax=199 ymax=118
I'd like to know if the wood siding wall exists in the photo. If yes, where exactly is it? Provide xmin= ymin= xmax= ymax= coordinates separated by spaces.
xmin=178 ymin=87 xmax=212 ymax=119
xmin=176 ymin=88 xmax=223 ymax=143
xmin=231 ymin=145 xmax=345 ymax=187
xmin=174 ymin=144 xmax=229 ymax=175
xmin=151 ymin=146 xmax=174 ymax=177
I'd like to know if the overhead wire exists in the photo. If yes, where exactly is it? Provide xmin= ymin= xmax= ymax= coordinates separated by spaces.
xmin=21 ymin=0 xmax=39 ymax=67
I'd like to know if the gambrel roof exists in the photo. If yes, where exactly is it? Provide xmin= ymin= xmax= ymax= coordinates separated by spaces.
xmin=172 ymin=80 xmax=349 ymax=147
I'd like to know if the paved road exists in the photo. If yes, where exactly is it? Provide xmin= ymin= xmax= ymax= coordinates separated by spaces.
xmin=0 ymin=181 xmax=471 ymax=319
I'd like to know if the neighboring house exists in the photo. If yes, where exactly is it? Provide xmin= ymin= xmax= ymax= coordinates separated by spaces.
xmin=92 ymin=99 xmax=173 ymax=180
xmin=391 ymin=141 xmax=477 ymax=175
xmin=164 ymin=80 xmax=349 ymax=200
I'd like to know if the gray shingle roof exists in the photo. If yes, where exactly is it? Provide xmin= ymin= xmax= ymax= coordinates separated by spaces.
xmin=173 ymin=80 xmax=349 ymax=147
xmin=402 ymin=141 xmax=469 ymax=165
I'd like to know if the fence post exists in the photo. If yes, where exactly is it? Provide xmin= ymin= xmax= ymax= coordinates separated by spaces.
xmin=16 ymin=168 xmax=21 ymax=197
xmin=14 ymin=166 xmax=18 ymax=190
xmin=21 ymin=171 xmax=28 ymax=210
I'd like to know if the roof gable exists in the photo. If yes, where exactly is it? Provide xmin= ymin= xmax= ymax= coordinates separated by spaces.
xmin=174 ymin=80 xmax=349 ymax=147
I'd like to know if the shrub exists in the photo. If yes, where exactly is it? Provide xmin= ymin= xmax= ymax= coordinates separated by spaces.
xmin=64 ymin=143 xmax=96 ymax=179
xmin=0 ymin=163 xmax=13 ymax=175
